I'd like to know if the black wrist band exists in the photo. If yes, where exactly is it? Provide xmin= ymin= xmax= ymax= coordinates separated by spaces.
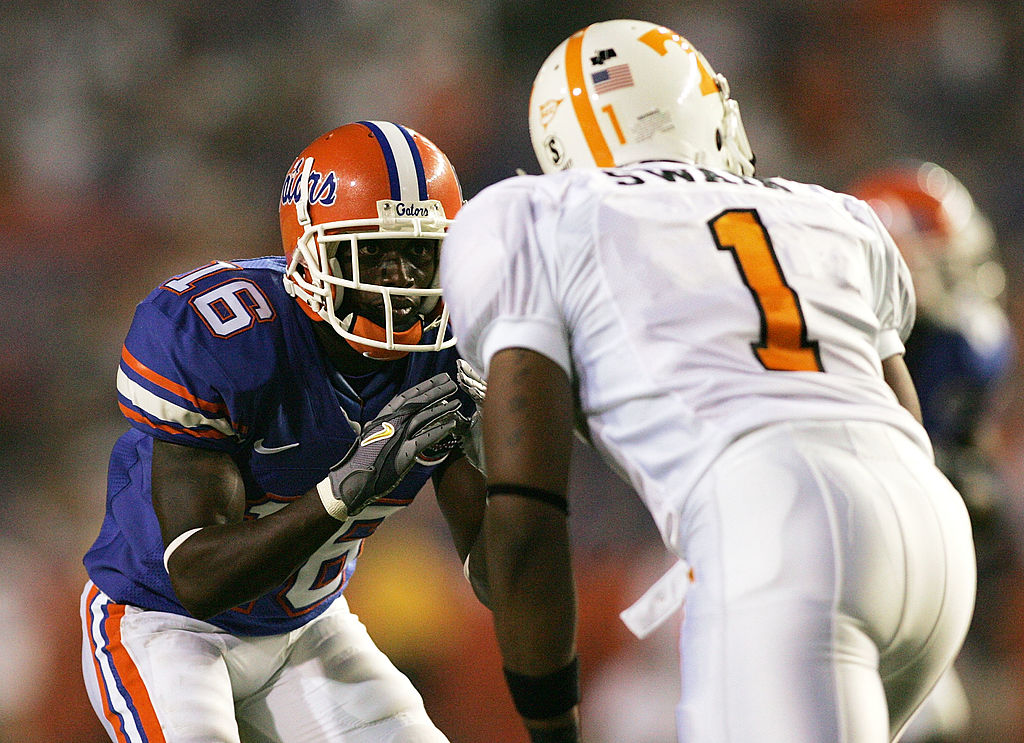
xmin=503 ymin=657 xmax=580 ymax=720
xmin=487 ymin=483 xmax=569 ymax=514
xmin=528 ymin=721 xmax=580 ymax=743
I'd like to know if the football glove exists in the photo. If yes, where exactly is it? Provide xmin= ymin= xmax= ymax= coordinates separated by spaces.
xmin=456 ymin=359 xmax=486 ymax=406
xmin=317 ymin=373 xmax=461 ymax=521
xmin=455 ymin=359 xmax=486 ymax=474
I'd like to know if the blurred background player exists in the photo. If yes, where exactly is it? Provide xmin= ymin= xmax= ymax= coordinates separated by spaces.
xmin=441 ymin=19 xmax=977 ymax=743
xmin=849 ymin=162 xmax=1013 ymax=499
xmin=80 ymin=121 xmax=486 ymax=743
xmin=850 ymin=162 xmax=1017 ymax=743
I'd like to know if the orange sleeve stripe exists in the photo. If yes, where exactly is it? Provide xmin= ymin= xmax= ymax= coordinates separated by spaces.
xmin=120 ymin=345 xmax=227 ymax=416
xmin=565 ymin=29 xmax=614 ymax=167
xmin=119 ymin=402 xmax=232 ymax=440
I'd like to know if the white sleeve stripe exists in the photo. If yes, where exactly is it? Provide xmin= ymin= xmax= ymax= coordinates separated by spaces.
xmin=117 ymin=368 xmax=235 ymax=437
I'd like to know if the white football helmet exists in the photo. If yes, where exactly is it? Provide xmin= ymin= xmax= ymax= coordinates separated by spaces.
xmin=529 ymin=19 xmax=754 ymax=176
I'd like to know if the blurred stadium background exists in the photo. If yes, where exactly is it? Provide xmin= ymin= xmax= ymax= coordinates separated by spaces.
xmin=2 ymin=2 xmax=1023 ymax=741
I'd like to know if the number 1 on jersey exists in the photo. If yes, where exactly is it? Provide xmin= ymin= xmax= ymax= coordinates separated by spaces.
xmin=709 ymin=209 xmax=823 ymax=372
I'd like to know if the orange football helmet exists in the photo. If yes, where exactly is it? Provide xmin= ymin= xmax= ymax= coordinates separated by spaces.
xmin=280 ymin=121 xmax=463 ymax=358
xmin=849 ymin=161 xmax=1005 ymax=324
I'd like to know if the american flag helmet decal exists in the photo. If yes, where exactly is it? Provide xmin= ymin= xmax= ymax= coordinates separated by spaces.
xmin=591 ymin=63 xmax=634 ymax=94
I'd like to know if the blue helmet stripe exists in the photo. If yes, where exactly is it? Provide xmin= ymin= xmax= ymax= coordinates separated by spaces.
xmin=358 ymin=120 xmax=401 ymax=200
xmin=358 ymin=120 xmax=427 ymax=201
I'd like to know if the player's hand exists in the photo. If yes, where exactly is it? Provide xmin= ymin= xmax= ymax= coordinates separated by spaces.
xmin=455 ymin=360 xmax=486 ymax=474
xmin=317 ymin=374 xmax=461 ymax=521
xmin=456 ymin=359 xmax=486 ymax=406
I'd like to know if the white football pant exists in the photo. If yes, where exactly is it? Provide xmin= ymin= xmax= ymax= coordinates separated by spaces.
xmin=675 ymin=420 xmax=976 ymax=743
xmin=81 ymin=586 xmax=448 ymax=743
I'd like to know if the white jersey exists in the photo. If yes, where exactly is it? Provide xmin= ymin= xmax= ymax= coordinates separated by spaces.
xmin=441 ymin=161 xmax=931 ymax=547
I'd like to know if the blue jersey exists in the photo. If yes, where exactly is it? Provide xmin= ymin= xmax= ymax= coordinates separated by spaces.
xmin=903 ymin=315 xmax=1013 ymax=451
xmin=84 ymin=256 xmax=469 ymax=636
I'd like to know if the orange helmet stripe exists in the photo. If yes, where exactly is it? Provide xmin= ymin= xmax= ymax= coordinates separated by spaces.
xmin=565 ymin=29 xmax=614 ymax=167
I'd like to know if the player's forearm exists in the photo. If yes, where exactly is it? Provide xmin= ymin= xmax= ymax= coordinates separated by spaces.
xmin=434 ymin=455 xmax=487 ymax=561
xmin=485 ymin=502 xmax=580 ymax=742
xmin=464 ymin=532 xmax=491 ymax=606
xmin=167 ymin=490 xmax=340 ymax=619
xmin=486 ymin=500 xmax=577 ymax=674
xmin=523 ymin=711 xmax=580 ymax=743
xmin=882 ymin=353 xmax=923 ymax=422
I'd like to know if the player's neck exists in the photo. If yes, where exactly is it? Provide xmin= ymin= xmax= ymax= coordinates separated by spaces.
xmin=311 ymin=319 xmax=386 ymax=377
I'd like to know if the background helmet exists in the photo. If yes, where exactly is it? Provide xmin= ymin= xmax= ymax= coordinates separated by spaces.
xmin=279 ymin=120 xmax=463 ymax=358
xmin=850 ymin=162 xmax=1013 ymax=487
xmin=529 ymin=19 xmax=755 ymax=176
xmin=848 ymin=161 xmax=1006 ymax=326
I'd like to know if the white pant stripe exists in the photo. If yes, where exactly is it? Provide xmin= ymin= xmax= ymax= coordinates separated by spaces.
xmin=83 ymin=583 xmax=148 ymax=743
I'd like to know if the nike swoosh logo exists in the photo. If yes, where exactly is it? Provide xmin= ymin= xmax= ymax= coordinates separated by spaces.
xmin=361 ymin=422 xmax=395 ymax=447
xmin=253 ymin=439 xmax=301 ymax=455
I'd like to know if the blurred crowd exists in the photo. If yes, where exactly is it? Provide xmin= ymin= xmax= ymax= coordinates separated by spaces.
xmin=2 ymin=1 xmax=1023 ymax=741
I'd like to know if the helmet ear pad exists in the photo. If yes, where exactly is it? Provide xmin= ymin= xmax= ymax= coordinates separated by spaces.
xmin=326 ymin=252 xmax=345 ymax=311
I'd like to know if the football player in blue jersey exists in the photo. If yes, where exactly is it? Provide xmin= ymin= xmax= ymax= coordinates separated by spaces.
xmin=850 ymin=161 xmax=1016 ymax=743
xmin=849 ymin=161 xmax=1014 ymax=498
xmin=80 ymin=121 xmax=487 ymax=743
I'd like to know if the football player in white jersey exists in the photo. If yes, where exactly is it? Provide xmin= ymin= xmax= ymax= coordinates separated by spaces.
xmin=439 ymin=19 xmax=977 ymax=743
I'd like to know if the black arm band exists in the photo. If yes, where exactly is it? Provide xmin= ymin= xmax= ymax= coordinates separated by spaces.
xmin=487 ymin=483 xmax=569 ymax=514
xmin=503 ymin=657 xmax=580 ymax=720
xmin=528 ymin=721 xmax=580 ymax=743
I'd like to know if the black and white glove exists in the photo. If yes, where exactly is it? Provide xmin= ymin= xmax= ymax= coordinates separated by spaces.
xmin=456 ymin=359 xmax=486 ymax=407
xmin=455 ymin=359 xmax=486 ymax=474
xmin=317 ymin=373 xmax=461 ymax=521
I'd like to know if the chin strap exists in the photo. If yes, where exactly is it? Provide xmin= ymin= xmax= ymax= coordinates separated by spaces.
xmin=344 ymin=314 xmax=423 ymax=359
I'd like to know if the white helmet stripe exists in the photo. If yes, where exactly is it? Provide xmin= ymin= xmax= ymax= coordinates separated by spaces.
xmin=358 ymin=120 xmax=428 ymax=201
